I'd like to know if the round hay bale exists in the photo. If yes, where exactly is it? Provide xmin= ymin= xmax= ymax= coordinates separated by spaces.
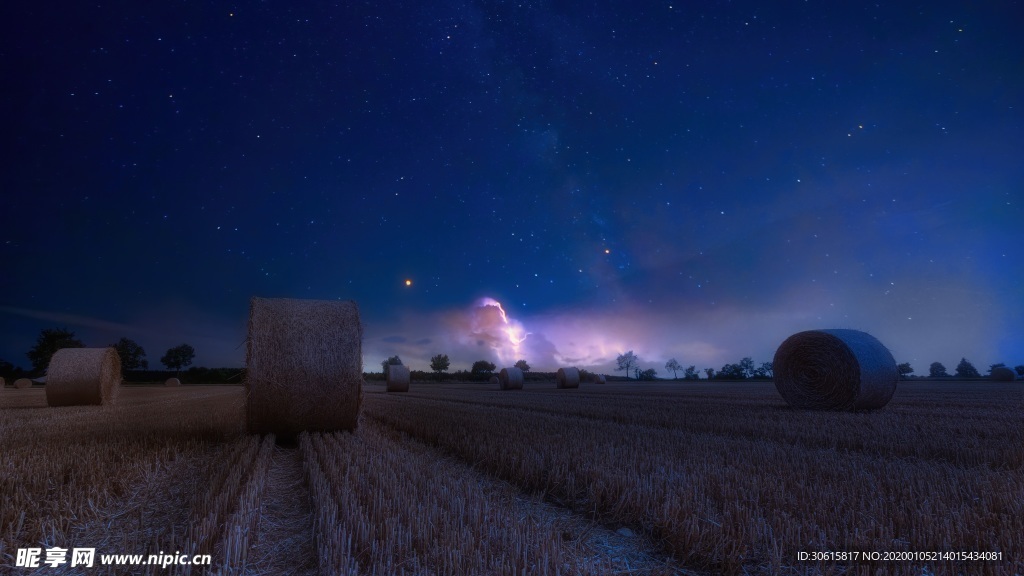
xmin=773 ymin=329 xmax=897 ymax=410
xmin=165 ymin=377 xmax=182 ymax=387
xmin=386 ymin=364 xmax=410 ymax=392
xmin=498 ymin=366 xmax=524 ymax=390
xmin=46 ymin=347 xmax=121 ymax=406
xmin=990 ymin=366 xmax=1016 ymax=381
xmin=489 ymin=375 xmax=499 ymax=386
xmin=593 ymin=373 xmax=606 ymax=384
xmin=556 ymin=367 xmax=580 ymax=389
xmin=246 ymin=297 xmax=363 ymax=437
xmin=13 ymin=378 xmax=32 ymax=389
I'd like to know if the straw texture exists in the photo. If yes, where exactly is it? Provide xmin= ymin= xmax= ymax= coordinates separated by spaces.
xmin=556 ymin=367 xmax=580 ymax=389
xmin=165 ymin=377 xmax=182 ymax=387
xmin=246 ymin=297 xmax=363 ymax=437
xmin=386 ymin=364 xmax=410 ymax=392
xmin=45 ymin=347 xmax=121 ymax=406
xmin=498 ymin=367 xmax=524 ymax=390
xmin=13 ymin=378 xmax=32 ymax=389
xmin=773 ymin=329 xmax=897 ymax=410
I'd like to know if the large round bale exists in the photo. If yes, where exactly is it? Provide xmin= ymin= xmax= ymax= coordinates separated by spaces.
xmin=165 ymin=377 xmax=182 ymax=387
xmin=498 ymin=366 xmax=524 ymax=390
xmin=46 ymin=347 xmax=121 ymax=406
xmin=556 ymin=367 xmax=580 ymax=389
xmin=246 ymin=297 xmax=363 ymax=437
xmin=13 ymin=378 xmax=32 ymax=389
xmin=773 ymin=329 xmax=897 ymax=411
xmin=990 ymin=366 xmax=1017 ymax=381
xmin=386 ymin=364 xmax=410 ymax=392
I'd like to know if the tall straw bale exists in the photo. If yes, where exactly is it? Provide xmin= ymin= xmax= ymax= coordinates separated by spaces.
xmin=13 ymin=378 xmax=32 ymax=389
xmin=990 ymin=366 xmax=1016 ymax=381
xmin=773 ymin=329 xmax=897 ymax=410
xmin=386 ymin=364 xmax=410 ymax=392
xmin=556 ymin=367 xmax=580 ymax=389
xmin=46 ymin=347 xmax=121 ymax=406
xmin=165 ymin=377 xmax=182 ymax=387
xmin=498 ymin=366 xmax=524 ymax=390
xmin=246 ymin=297 xmax=363 ymax=437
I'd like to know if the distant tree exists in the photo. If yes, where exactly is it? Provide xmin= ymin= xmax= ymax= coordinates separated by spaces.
xmin=380 ymin=355 xmax=403 ymax=373
xmin=514 ymin=359 xmax=530 ymax=373
xmin=738 ymin=357 xmax=755 ymax=378
xmin=470 ymin=360 xmax=496 ymax=374
xmin=954 ymin=358 xmax=981 ymax=378
xmin=704 ymin=368 xmax=715 ymax=380
xmin=718 ymin=363 xmax=745 ymax=379
xmin=638 ymin=367 xmax=657 ymax=380
xmin=429 ymin=354 xmax=450 ymax=378
xmin=1016 ymin=365 xmax=1024 ymax=378
xmin=616 ymin=351 xmax=638 ymax=379
xmin=112 ymin=337 xmax=148 ymax=372
xmin=754 ymin=361 xmax=774 ymax=379
xmin=665 ymin=358 xmax=682 ymax=380
xmin=684 ymin=365 xmax=699 ymax=380
xmin=0 ymin=358 xmax=13 ymax=375
xmin=929 ymin=362 xmax=949 ymax=378
xmin=896 ymin=362 xmax=913 ymax=379
xmin=161 ymin=344 xmax=195 ymax=375
xmin=27 ymin=328 xmax=85 ymax=373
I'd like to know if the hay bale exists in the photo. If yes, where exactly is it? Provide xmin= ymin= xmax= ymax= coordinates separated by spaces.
xmin=386 ymin=364 xmax=410 ymax=392
xmin=0 ymin=376 xmax=4 ymax=388
xmin=13 ymin=378 xmax=32 ymax=389
xmin=46 ymin=347 xmax=121 ymax=406
xmin=556 ymin=367 xmax=580 ymax=389
xmin=489 ymin=375 xmax=499 ymax=386
xmin=773 ymin=329 xmax=897 ymax=410
xmin=246 ymin=297 xmax=363 ymax=437
xmin=990 ymin=366 xmax=1017 ymax=381
xmin=498 ymin=366 xmax=524 ymax=390
xmin=165 ymin=377 xmax=182 ymax=387
xmin=593 ymin=373 xmax=606 ymax=384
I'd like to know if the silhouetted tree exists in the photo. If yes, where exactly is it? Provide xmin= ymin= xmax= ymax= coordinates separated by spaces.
xmin=161 ymin=344 xmax=195 ymax=376
xmin=718 ymin=363 xmax=745 ymax=379
xmin=665 ymin=358 xmax=682 ymax=379
xmin=430 ymin=354 xmax=450 ymax=378
xmin=929 ymin=362 xmax=948 ymax=378
xmin=755 ymin=361 xmax=774 ymax=378
xmin=684 ymin=365 xmax=699 ymax=380
xmin=381 ymin=355 xmax=403 ymax=373
xmin=954 ymin=358 xmax=981 ymax=378
xmin=112 ymin=337 xmax=148 ymax=372
xmin=638 ymin=367 xmax=657 ymax=380
xmin=897 ymin=362 xmax=913 ymax=379
xmin=1016 ymin=365 xmax=1024 ymax=378
xmin=470 ymin=360 xmax=496 ymax=374
xmin=514 ymin=359 xmax=530 ymax=373
xmin=27 ymin=328 xmax=85 ymax=373
xmin=704 ymin=368 xmax=715 ymax=380
xmin=616 ymin=351 xmax=638 ymax=379
xmin=738 ymin=357 xmax=755 ymax=378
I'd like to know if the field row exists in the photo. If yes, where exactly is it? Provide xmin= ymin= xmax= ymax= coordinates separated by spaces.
xmin=364 ymin=390 xmax=1024 ymax=576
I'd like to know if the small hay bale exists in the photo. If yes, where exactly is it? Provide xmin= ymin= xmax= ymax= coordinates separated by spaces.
xmin=386 ymin=364 xmax=410 ymax=392
xmin=773 ymin=329 xmax=897 ymax=411
xmin=46 ymin=347 xmax=121 ymax=406
xmin=593 ymin=373 xmax=606 ymax=384
xmin=556 ymin=367 xmax=580 ymax=389
xmin=13 ymin=378 xmax=32 ymax=389
xmin=246 ymin=297 xmax=363 ymax=437
xmin=498 ymin=366 xmax=524 ymax=390
xmin=165 ymin=377 xmax=182 ymax=387
xmin=990 ymin=366 xmax=1017 ymax=381
xmin=489 ymin=375 xmax=499 ymax=386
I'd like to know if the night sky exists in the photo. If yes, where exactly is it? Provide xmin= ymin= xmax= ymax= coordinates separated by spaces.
xmin=2 ymin=1 xmax=1021 ymax=376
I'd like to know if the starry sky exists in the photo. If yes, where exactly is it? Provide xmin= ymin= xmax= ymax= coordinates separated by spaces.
xmin=2 ymin=1 xmax=1021 ymax=376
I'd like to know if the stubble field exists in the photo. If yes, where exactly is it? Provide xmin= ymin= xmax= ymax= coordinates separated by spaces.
xmin=1 ymin=379 xmax=1021 ymax=575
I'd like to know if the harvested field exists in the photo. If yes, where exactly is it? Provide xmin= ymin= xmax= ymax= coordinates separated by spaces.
xmin=1 ymin=380 xmax=1021 ymax=575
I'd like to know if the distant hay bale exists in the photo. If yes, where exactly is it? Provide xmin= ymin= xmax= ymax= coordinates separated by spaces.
xmin=0 ymin=376 xmax=4 ymax=388
xmin=13 ymin=378 xmax=32 ymax=389
xmin=165 ymin=377 xmax=182 ymax=387
xmin=46 ymin=347 xmax=121 ymax=406
xmin=773 ymin=329 xmax=897 ymax=410
xmin=489 ymin=375 xmax=499 ymax=386
xmin=386 ymin=364 xmax=410 ymax=392
xmin=990 ymin=366 xmax=1016 ymax=381
xmin=498 ymin=367 xmax=524 ymax=390
xmin=246 ymin=297 xmax=363 ymax=437
xmin=556 ymin=367 xmax=580 ymax=389
xmin=593 ymin=373 xmax=606 ymax=384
